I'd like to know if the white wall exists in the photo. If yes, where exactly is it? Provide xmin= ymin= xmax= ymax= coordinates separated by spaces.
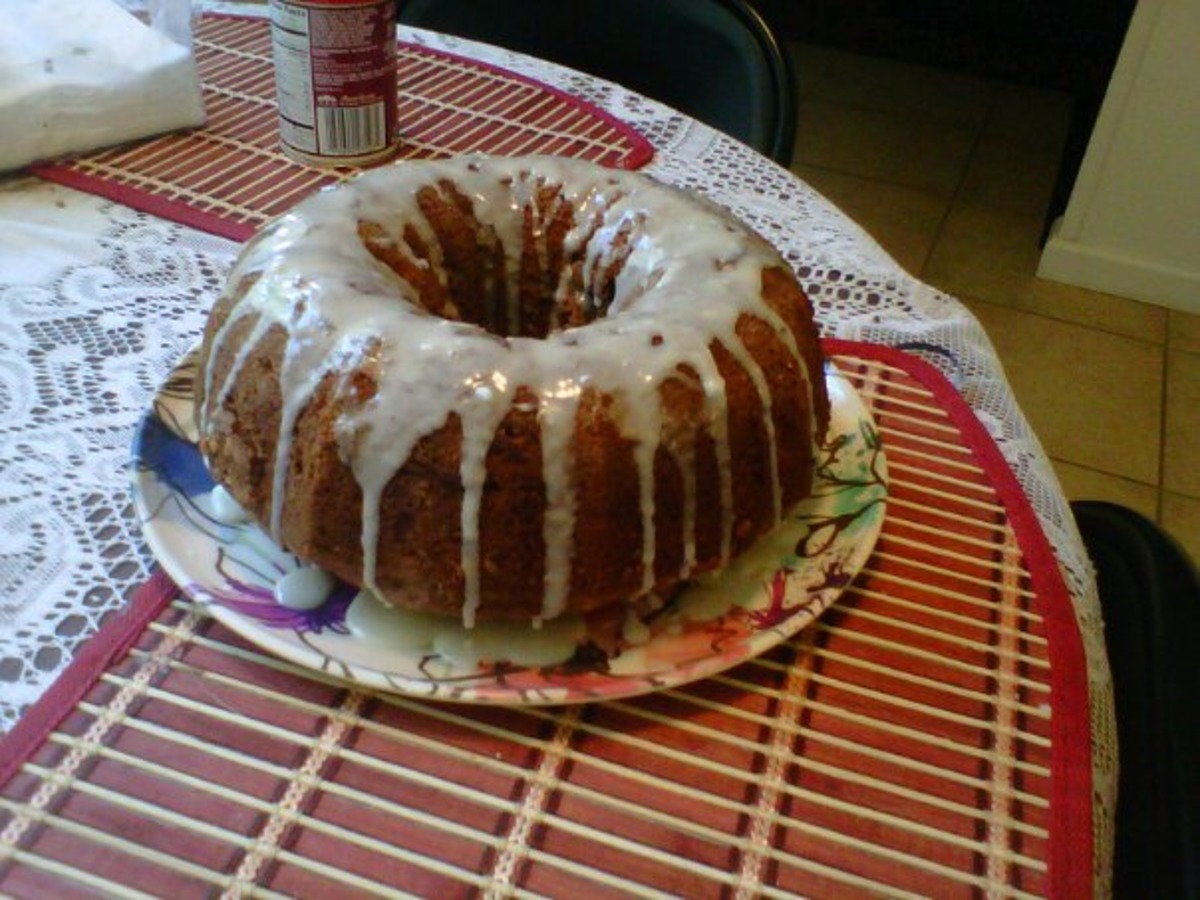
xmin=1038 ymin=0 xmax=1200 ymax=313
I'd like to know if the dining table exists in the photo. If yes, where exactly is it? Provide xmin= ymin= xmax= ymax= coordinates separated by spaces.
xmin=0 ymin=3 xmax=1116 ymax=897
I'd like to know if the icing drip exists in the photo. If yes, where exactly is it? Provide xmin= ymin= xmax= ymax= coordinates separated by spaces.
xmin=275 ymin=566 xmax=336 ymax=611
xmin=456 ymin=373 xmax=515 ymax=629
xmin=200 ymin=156 xmax=820 ymax=626
xmin=210 ymin=486 xmax=251 ymax=525
xmin=717 ymin=335 xmax=782 ymax=524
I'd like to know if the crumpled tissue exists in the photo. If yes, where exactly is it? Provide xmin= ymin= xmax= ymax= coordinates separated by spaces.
xmin=0 ymin=0 xmax=207 ymax=173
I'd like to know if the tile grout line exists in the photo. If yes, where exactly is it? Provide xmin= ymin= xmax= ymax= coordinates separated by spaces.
xmin=947 ymin=290 xmax=1172 ymax=350
xmin=918 ymin=85 xmax=997 ymax=281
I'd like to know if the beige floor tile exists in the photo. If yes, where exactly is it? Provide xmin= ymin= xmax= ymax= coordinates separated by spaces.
xmin=791 ymin=165 xmax=949 ymax=274
xmin=791 ymin=97 xmax=977 ymax=196
xmin=943 ymin=83 xmax=1071 ymax=218
xmin=957 ymin=135 xmax=1063 ymax=218
xmin=1163 ymin=349 xmax=1200 ymax=498
xmin=924 ymin=202 xmax=1169 ymax=343
xmin=1161 ymin=492 xmax=1200 ymax=566
xmin=1052 ymin=461 xmax=1159 ymax=520
xmin=962 ymin=299 xmax=1164 ymax=484
xmin=788 ymin=43 xmax=838 ymax=98
xmin=1170 ymin=309 xmax=1200 ymax=354
xmin=985 ymin=84 xmax=1075 ymax=157
xmin=809 ymin=52 xmax=995 ymax=129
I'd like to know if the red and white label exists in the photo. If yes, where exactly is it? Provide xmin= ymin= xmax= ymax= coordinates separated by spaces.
xmin=270 ymin=0 xmax=397 ymax=161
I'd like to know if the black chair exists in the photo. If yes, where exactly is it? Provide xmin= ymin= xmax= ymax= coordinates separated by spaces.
xmin=1071 ymin=501 xmax=1200 ymax=899
xmin=397 ymin=0 xmax=797 ymax=165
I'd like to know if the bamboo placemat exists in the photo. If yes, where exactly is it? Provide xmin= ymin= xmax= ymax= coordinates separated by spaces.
xmin=0 ymin=343 xmax=1091 ymax=899
xmin=32 ymin=14 xmax=654 ymax=243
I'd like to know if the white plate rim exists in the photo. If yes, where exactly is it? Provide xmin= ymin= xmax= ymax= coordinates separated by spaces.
xmin=132 ymin=351 xmax=887 ymax=705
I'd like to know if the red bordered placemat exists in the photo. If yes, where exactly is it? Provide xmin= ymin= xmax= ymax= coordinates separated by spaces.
xmin=0 ymin=342 xmax=1091 ymax=899
xmin=31 ymin=14 xmax=654 ymax=243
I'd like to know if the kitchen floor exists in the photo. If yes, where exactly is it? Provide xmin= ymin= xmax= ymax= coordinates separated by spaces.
xmin=786 ymin=44 xmax=1200 ymax=564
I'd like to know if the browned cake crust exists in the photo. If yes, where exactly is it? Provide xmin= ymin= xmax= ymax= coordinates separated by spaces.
xmin=197 ymin=157 xmax=830 ymax=623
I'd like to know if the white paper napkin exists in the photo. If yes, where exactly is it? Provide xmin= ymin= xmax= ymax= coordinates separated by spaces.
xmin=0 ymin=0 xmax=207 ymax=173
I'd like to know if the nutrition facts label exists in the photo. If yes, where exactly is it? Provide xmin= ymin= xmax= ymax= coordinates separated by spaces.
xmin=269 ymin=0 xmax=398 ymax=164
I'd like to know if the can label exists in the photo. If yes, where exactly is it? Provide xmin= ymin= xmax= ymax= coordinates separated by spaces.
xmin=269 ymin=0 xmax=398 ymax=166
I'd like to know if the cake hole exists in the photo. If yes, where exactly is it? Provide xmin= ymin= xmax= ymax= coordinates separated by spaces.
xmin=363 ymin=181 xmax=644 ymax=342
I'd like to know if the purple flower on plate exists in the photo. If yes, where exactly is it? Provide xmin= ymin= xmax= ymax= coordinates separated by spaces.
xmin=195 ymin=574 xmax=357 ymax=634
xmin=749 ymin=567 xmax=796 ymax=630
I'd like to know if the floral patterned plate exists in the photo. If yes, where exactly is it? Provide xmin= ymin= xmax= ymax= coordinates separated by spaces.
xmin=132 ymin=351 xmax=886 ymax=705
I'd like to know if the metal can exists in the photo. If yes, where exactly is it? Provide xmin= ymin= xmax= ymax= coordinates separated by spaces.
xmin=268 ymin=0 xmax=399 ymax=167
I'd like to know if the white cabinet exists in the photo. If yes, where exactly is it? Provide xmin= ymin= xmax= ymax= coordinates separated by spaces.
xmin=1038 ymin=0 xmax=1200 ymax=313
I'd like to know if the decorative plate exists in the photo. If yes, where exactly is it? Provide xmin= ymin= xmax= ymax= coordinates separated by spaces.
xmin=132 ymin=351 xmax=887 ymax=704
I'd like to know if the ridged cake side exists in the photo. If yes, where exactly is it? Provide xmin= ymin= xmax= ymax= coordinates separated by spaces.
xmin=197 ymin=156 xmax=829 ymax=625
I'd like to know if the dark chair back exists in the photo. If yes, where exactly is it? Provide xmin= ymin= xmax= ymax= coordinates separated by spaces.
xmin=398 ymin=0 xmax=796 ymax=165
xmin=1072 ymin=501 xmax=1200 ymax=899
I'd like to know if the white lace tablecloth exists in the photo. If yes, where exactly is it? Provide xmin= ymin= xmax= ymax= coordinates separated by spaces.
xmin=0 ymin=16 xmax=1114 ymax=891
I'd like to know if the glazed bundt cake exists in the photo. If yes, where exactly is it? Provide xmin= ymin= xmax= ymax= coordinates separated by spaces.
xmin=196 ymin=155 xmax=830 ymax=626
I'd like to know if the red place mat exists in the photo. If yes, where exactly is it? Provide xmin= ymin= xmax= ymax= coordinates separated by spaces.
xmin=0 ymin=342 xmax=1092 ymax=899
xmin=32 ymin=14 xmax=654 ymax=243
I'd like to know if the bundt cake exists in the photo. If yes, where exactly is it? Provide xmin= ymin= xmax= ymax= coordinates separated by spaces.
xmin=196 ymin=155 xmax=830 ymax=627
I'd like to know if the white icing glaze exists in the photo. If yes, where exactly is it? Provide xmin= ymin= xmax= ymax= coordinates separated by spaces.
xmin=209 ymin=485 xmax=251 ymax=525
xmin=199 ymin=156 xmax=820 ymax=626
xmin=346 ymin=590 xmax=587 ymax=668
xmin=275 ymin=566 xmax=337 ymax=611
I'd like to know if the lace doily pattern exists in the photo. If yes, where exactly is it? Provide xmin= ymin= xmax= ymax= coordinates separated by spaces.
xmin=0 ymin=181 xmax=236 ymax=730
xmin=0 ymin=25 xmax=1114 ymax=892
